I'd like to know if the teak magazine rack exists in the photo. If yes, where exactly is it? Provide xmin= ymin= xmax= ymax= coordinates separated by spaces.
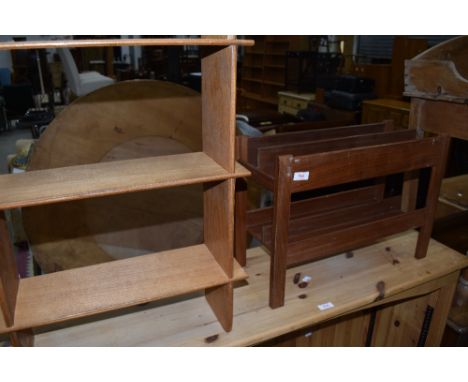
xmin=236 ymin=121 xmax=450 ymax=308
xmin=0 ymin=37 xmax=254 ymax=346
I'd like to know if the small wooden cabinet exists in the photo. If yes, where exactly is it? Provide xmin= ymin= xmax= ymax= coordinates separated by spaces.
xmin=277 ymin=91 xmax=315 ymax=116
xmin=362 ymin=98 xmax=410 ymax=128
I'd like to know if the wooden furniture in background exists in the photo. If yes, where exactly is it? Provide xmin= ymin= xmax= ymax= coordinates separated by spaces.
xmin=239 ymin=36 xmax=309 ymax=111
xmin=405 ymin=35 xmax=468 ymax=276
xmin=0 ymin=37 xmax=253 ymax=346
xmin=277 ymin=91 xmax=315 ymax=116
xmin=405 ymin=36 xmax=468 ymax=343
xmin=361 ymin=98 xmax=410 ymax=128
xmin=351 ymin=63 xmax=391 ymax=98
xmin=30 ymin=232 xmax=468 ymax=346
xmin=236 ymin=121 xmax=449 ymax=308
xmin=251 ymin=102 xmax=356 ymax=134
xmin=436 ymin=174 xmax=468 ymax=220
xmin=388 ymin=36 xmax=428 ymax=98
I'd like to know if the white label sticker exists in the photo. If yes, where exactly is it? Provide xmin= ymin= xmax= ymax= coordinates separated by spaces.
xmin=302 ymin=275 xmax=312 ymax=283
xmin=317 ymin=302 xmax=335 ymax=311
xmin=293 ymin=171 xmax=309 ymax=181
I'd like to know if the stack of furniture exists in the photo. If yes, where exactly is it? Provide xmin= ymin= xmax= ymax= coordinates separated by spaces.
xmin=236 ymin=121 xmax=449 ymax=308
xmin=239 ymin=36 xmax=308 ymax=110
xmin=404 ymin=35 xmax=468 ymax=346
xmin=361 ymin=98 xmax=410 ymax=128
xmin=277 ymin=91 xmax=315 ymax=116
xmin=0 ymin=36 xmax=252 ymax=346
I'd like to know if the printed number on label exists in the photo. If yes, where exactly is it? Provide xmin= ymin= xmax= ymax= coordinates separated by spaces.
xmin=317 ymin=302 xmax=334 ymax=311
xmin=293 ymin=171 xmax=309 ymax=181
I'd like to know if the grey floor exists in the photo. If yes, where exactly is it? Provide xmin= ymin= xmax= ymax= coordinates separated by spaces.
xmin=0 ymin=127 xmax=33 ymax=174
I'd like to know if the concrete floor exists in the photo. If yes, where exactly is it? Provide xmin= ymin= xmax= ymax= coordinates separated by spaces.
xmin=0 ymin=127 xmax=33 ymax=174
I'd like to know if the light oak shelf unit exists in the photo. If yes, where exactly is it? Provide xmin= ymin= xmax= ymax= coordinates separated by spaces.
xmin=0 ymin=36 xmax=253 ymax=346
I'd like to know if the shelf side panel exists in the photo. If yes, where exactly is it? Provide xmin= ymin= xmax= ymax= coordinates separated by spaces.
xmin=0 ymin=211 xmax=19 ymax=327
xmin=204 ymin=179 xmax=235 ymax=277
xmin=201 ymin=41 xmax=237 ymax=172
xmin=206 ymin=282 xmax=233 ymax=332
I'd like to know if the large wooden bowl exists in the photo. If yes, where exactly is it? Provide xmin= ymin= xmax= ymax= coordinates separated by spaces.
xmin=23 ymin=80 xmax=203 ymax=273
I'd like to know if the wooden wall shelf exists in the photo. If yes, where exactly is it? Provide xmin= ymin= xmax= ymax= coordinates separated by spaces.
xmin=0 ymin=36 xmax=251 ymax=345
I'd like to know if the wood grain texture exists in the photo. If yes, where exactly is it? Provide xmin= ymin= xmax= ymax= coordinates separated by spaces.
xmin=0 ymin=38 xmax=254 ymax=51
xmin=256 ymin=130 xmax=417 ymax=173
xmin=202 ymin=44 xmax=237 ymax=171
xmin=287 ymin=209 xmax=426 ymax=266
xmin=260 ymin=311 xmax=371 ymax=346
xmin=247 ymin=185 xmax=381 ymax=228
xmin=240 ymin=121 xmax=390 ymax=166
xmin=404 ymin=36 xmax=468 ymax=103
xmin=255 ymin=196 xmax=402 ymax=245
xmin=204 ymin=180 xmax=235 ymax=277
xmin=234 ymin=178 xmax=248 ymax=267
xmin=0 ymin=244 xmax=248 ymax=334
xmin=238 ymin=128 xmax=448 ymax=308
xmin=33 ymin=232 xmax=468 ymax=346
xmin=270 ymin=156 xmax=293 ymax=308
xmin=415 ymin=135 xmax=450 ymax=259
xmin=410 ymin=98 xmax=468 ymax=141
xmin=23 ymin=80 xmax=205 ymax=273
xmin=425 ymin=275 xmax=459 ymax=346
xmin=290 ymin=137 xmax=444 ymax=193
xmin=0 ymin=152 xmax=249 ymax=210
xmin=0 ymin=211 xmax=19 ymax=327
xmin=206 ymin=282 xmax=233 ymax=332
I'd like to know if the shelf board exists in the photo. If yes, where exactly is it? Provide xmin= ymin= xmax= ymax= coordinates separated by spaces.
xmin=242 ymin=64 xmax=263 ymax=69
xmin=0 ymin=38 xmax=254 ymax=51
xmin=251 ymin=197 xmax=402 ymax=246
xmin=242 ymin=77 xmax=262 ymax=83
xmin=0 ymin=152 xmax=250 ymax=210
xmin=249 ymin=196 xmax=426 ymax=266
xmin=241 ymin=91 xmax=278 ymax=105
xmin=263 ymin=80 xmax=285 ymax=87
xmin=0 ymin=244 xmax=248 ymax=333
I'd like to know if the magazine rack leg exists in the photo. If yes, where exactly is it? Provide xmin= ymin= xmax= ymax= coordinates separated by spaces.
xmin=269 ymin=155 xmax=293 ymax=309
xmin=415 ymin=136 xmax=450 ymax=259
xmin=0 ymin=211 xmax=19 ymax=328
